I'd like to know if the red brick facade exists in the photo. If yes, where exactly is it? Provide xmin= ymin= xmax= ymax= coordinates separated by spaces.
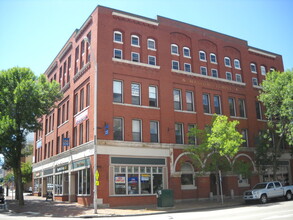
xmin=33 ymin=6 xmax=292 ymax=207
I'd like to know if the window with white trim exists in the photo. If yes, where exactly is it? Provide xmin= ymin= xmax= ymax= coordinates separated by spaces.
xmin=200 ymin=66 xmax=207 ymax=75
xmin=172 ymin=60 xmax=179 ymax=70
xmin=186 ymin=91 xmax=194 ymax=111
xmin=252 ymin=77 xmax=258 ymax=86
xmin=132 ymin=119 xmax=142 ymax=142
xmin=203 ymin=93 xmax=211 ymax=113
xmin=255 ymin=101 xmax=262 ymax=120
xmin=234 ymin=59 xmax=241 ymax=69
xmin=183 ymin=47 xmax=191 ymax=57
xmin=211 ymin=69 xmax=218 ymax=78
xmin=226 ymin=72 xmax=232 ymax=80
xmin=148 ymin=55 xmax=156 ymax=65
xmin=241 ymin=129 xmax=248 ymax=147
xmin=210 ymin=53 xmax=217 ymax=63
xmin=235 ymin=74 xmax=242 ymax=82
xmin=113 ymin=80 xmax=123 ymax=103
xmin=214 ymin=95 xmax=222 ymax=114
xmin=171 ymin=44 xmax=179 ymax=55
xmin=250 ymin=63 xmax=257 ymax=73
xmin=114 ymin=49 xmax=122 ymax=59
xmin=131 ymin=35 xmax=139 ymax=46
xmin=147 ymin=38 xmax=156 ymax=50
xmin=184 ymin=63 xmax=191 ymax=72
xmin=131 ymin=52 xmax=140 ymax=62
xmin=150 ymin=121 xmax=159 ymax=143
xmin=114 ymin=31 xmax=123 ymax=43
xmin=228 ymin=97 xmax=236 ymax=116
xmin=181 ymin=163 xmax=195 ymax=189
xmin=199 ymin=51 xmax=206 ymax=61
xmin=173 ymin=89 xmax=182 ymax=110
xmin=131 ymin=83 xmax=141 ymax=105
xmin=114 ymin=118 xmax=123 ymax=141
xmin=238 ymin=99 xmax=246 ymax=118
xmin=224 ymin=57 xmax=231 ymax=67
xmin=175 ymin=123 xmax=184 ymax=144
xmin=149 ymin=86 xmax=158 ymax=107
xmin=260 ymin=65 xmax=266 ymax=75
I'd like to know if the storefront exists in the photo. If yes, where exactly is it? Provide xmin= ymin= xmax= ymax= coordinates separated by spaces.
xmin=33 ymin=171 xmax=42 ymax=196
xmin=54 ymin=164 xmax=69 ymax=201
xmin=43 ymin=168 xmax=53 ymax=196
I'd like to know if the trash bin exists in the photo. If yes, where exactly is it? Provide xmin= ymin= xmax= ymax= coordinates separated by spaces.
xmin=157 ymin=189 xmax=174 ymax=207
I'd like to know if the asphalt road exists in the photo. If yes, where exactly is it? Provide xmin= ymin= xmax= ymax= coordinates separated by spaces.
xmin=0 ymin=200 xmax=293 ymax=220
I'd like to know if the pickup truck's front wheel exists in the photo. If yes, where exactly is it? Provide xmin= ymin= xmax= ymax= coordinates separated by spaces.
xmin=285 ymin=191 xmax=292 ymax=200
xmin=260 ymin=194 xmax=268 ymax=204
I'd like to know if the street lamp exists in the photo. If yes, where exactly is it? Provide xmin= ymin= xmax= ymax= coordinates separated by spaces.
xmin=83 ymin=36 xmax=98 ymax=214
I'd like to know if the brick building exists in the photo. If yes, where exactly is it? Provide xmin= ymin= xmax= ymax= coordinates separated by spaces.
xmin=33 ymin=6 xmax=291 ymax=207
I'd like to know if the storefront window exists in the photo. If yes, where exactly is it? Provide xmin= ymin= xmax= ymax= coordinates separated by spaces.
xmin=113 ymin=165 xmax=163 ymax=195
xmin=55 ymin=174 xmax=63 ymax=195
xmin=47 ymin=176 xmax=54 ymax=192
xmin=78 ymin=168 xmax=90 ymax=195
xmin=34 ymin=179 xmax=42 ymax=193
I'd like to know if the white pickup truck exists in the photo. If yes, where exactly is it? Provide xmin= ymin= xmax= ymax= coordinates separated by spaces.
xmin=243 ymin=181 xmax=293 ymax=204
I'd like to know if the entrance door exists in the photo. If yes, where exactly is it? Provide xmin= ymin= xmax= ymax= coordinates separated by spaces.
xmin=210 ymin=173 xmax=217 ymax=196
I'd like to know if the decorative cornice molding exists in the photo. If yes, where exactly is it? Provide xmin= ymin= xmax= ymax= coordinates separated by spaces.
xmin=248 ymin=48 xmax=277 ymax=59
xmin=75 ymin=16 xmax=93 ymax=41
xmin=58 ymin=42 xmax=72 ymax=62
xmin=73 ymin=62 xmax=91 ymax=82
xmin=45 ymin=61 xmax=58 ymax=76
xmin=112 ymin=11 xmax=159 ymax=27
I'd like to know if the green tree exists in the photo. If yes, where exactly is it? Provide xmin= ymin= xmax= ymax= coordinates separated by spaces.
xmin=0 ymin=67 xmax=62 ymax=205
xmin=258 ymin=70 xmax=293 ymax=179
xmin=21 ymin=162 xmax=32 ymax=185
xmin=186 ymin=115 xmax=244 ymax=200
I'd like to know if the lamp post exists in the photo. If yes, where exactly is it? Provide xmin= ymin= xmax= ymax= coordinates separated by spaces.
xmin=84 ymin=36 xmax=98 ymax=214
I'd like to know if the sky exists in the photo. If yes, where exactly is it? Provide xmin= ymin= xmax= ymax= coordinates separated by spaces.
xmin=0 ymin=0 xmax=293 ymax=75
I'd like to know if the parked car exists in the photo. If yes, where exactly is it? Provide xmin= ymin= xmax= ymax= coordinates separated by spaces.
xmin=243 ymin=181 xmax=293 ymax=204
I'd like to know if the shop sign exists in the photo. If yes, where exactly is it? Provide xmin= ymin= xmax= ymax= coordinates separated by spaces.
xmin=63 ymin=138 xmax=70 ymax=147
xmin=72 ymin=158 xmax=90 ymax=169
xmin=34 ymin=171 xmax=42 ymax=178
xmin=37 ymin=140 xmax=42 ymax=149
xmin=115 ymin=176 xmax=126 ymax=184
xmin=141 ymin=174 xmax=150 ymax=182
xmin=56 ymin=164 xmax=68 ymax=173
xmin=128 ymin=176 xmax=138 ymax=184
xmin=75 ymin=109 xmax=88 ymax=125
xmin=43 ymin=168 xmax=53 ymax=176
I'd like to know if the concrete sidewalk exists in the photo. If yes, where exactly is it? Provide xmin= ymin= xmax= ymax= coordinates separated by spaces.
xmin=2 ymin=194 xmax=244 ymax=217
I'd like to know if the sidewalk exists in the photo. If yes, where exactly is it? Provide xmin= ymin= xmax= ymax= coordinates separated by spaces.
xmin=2 ymin=193 xmax=244 ymax=217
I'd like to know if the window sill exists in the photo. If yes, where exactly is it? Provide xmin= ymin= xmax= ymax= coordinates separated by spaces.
xmin=113 ymin=102 xmax=160 ymax=110
xmin=175 ymin=110 xmax=197 ymax=114
xmin=112 ymin=58 xmax=160 ymax=69
xmin=181 ymin=185 xmax=197 ymax=190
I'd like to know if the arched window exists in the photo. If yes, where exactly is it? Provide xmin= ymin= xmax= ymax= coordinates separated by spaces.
xmin=181 ymin=162 xmax=195 ymax=189
xmin=113 ymin=31 xmax=123 ymax=43
xmin=131 ymin=35 xmax=140 ymax=46
xmin=171 ymin=44 xmax=179 ymax=55
xmin=224 ymin=57 xmax=231 ymax=67
xmin=199 ymin=50 xmax=206 ymax=61
xmin=147 ymin=38 xmax=156 ymax=50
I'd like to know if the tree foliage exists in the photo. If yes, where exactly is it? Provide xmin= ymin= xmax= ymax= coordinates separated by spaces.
xmin=0 ymin=67 xmax=62 ymax=205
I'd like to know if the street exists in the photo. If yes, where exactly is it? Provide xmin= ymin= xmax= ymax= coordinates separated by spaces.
xmin=0 ymin=200 xmax=293 ymax=220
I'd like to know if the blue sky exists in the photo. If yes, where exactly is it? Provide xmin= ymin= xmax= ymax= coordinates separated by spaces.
xmin=0 ymin=0 xmax=293 ymax=75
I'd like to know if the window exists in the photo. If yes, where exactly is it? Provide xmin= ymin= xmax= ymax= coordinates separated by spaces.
xmin=252 ymin=77 xmax=258 ymax=86
xmin=81 ymin=40 xmax=85 ymax=55
xmin=188 ymin=124 xmax=196 ymax=144
xmin=74 ymin=93 xmax=78 ymax=115
xmin=238 ymin=99 xmax=246 ymax=118
xmin=199 ymin=51 xmax=206 ymax=61
xmin=226 ymin=72 xmax=232 ymax=80
xmin=114 ymin=49 xmax=122 ymax=59
xmin=114 ymin=31 xmax=122 ymax=43
xmin=132 ymin=119 xmax=142 ymax=142
xmin=234 ymin=59 xmax=241 ymax=69
xmin=173 ymin=89 xmax=182 ymax=110
xmin=147 ymin=38 xmax=156 ymax=50
xmin=79 ymin=123 xmax=83 ymax=145
xmin=241 ymin=129 xmax=248 ymax=147
xmin=131 ymin=35 xmax=139 ymax=46
xmin=131 ymin=83 xmax=141 ymax=105
xmin=171 ymin=44 xmax=179 ymax=55
xmin=184 ymin=63 xmax=191 ymax=72
xmin=261 ymin=65 xmax=266 ymax=75
xmin=55 ymin=174 xmax=63 ymax=195
xmin=75 ymin=46 xmax=79 ymax=62
xmin=172 ymin=60 xmax=179 ymax=70
xmin=250 ymin=63 xmax=257 ymax=73
xmin=85 ymin=120 xmax=89 ymax=142
xmin=202 ymin=94 xmax=210 ymax=113
xmin=214 ymin=95 xmax=221 ymax=114
xmin=86 ymin=84 xmax=90 ymax=107
xmin=175 ymin=123 xmax=183 ymax=144
xmin=211 ymin=69 xmax=218 ymax=78
xmin=270 ymin=67 xmax=275 ymax=72
xmin=224 ymin=57 xmax=231 ymax=67
xmin=183 ymin=47 xmax=190 ymax=57
xmin=131 ymin=52 xmax=140 ymax=62
xmin=80 ymin=88 xmax=84 ymax=111
xmin=148 ymin=55 xmax=156 ymax=65
xmin=149 ymin=86 xmax=158 ymax=107
xmin=150 ymin=121 xmax=159 ymax=143
xmin=113 ymin=80 xmax=123 ymax=103
xmin=210 ymin=53 xmax=217 ymax=63
xmin=228 ymin=98 xmax=236 ymax=116
xmin=73 ymin=127 xmax=77 ymax=147
xmin=181 ymin=163 xmax=194 ymax=189
xmin=200 ymin=66 xmax=207 ymax=75
xmin=255 ymin=101 xmax=262 ymax=120
xmin=235 ymin=74 xmax=242 ymax=82
xmin=113 ymin=165 xmax=163 ymax=195
xmin=114 ymin=118 xmax=123 ymax=140
xmin=78 ymin=168 xmax=90 ymax=195
xmin=186 ymin=91 xmax=194 ymax=111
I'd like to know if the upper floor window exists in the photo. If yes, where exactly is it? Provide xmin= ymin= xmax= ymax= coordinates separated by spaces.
xmin=234 ymin=59 xmax=241 ymax=69
xmin=114 ymin=118 xmax=123 ymax=141
xmin=210 ymin=53 xmax=217 ymax=63
xmin=224 ymin=57 xmax=231 ymax=67
xmin=252 ymin=77 xmax=258 ymax=86
xmin=250 ymin=63 xmax=257 ymax=73
xmin=171 ymin=44 xmax=179 ymax=55
xmin=241 ymin=129 xmax=248 ymax=147
xmin=114 ymin=31 xmax=123 ymax=43
xmin=131 ymin=83 xmax=141 ymax=105
xmin=150 ymin=121 xmax=159 ymax=143
xmin=131 ymin=35 xmax=140 ymax=46
xmin=235 ymin=74 xmax=242 ymax=82
xmin=199 ymin=51 xmax=206 ymax=61
xmin=172 ymin=60 xmax=179 ymax=70
xmin=238 ymin=99 xmax=246 ymax=118
xmin=174 ymin=89 xmax=182 ymax=110
xmin=270 ymin=67 xmax=275 ymax=72
xmin=113 ymin=80 xmax=123 ymax=103
xmin=260 ymin=65 xmax=267 ymax=75
xmin=149 ymin=86 xmax=158 ymax=107
xmin=114 ymin=49 xmax=122 ymax=59
xmin=131 ymin=52 xmax=140 ymax=62
xmin=200 ymin=66 xmax=207 ymax=76
xmin=186 ymin=91 xmax=194 ymax=111
xmin=211 ymin=69 xmax=218 ymax=78
xmin=132 ymin=119 xmax=142 ymax=142
xmin=228 ymin=97 xmax=236 ymax=116
xmin=183 ymin=47 xmax=191 ymax=58
xmin=214 ymin=95 xmax=222 ymax=114
xmin=75 ymin=46 xmax=79 ymax=62
xmin=148 ymin=55 xmax=156 ymax=66
xmin=255 ymin=101 xmax=262 ymax=120
xmin=175 ymin=123 xmax=184 ymax=144
xmin=184 ymin=63 xmax=191 ymax=72
xmin=226 ymin=72 xmax=232 ymax=80
xmin=202 ymin=93 xmax=211 ymax=113
xmin=147 ymin=38 xmax=156 ymax=50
